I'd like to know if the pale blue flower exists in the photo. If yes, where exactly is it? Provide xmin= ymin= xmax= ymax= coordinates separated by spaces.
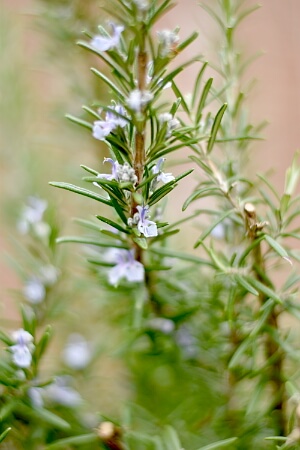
xmin=97 ymin=158 xmax=119 ymax=181
xmin=93 ymin=120 xmax=115 ymax=141
xmin=93 ymin=104 xmax=127 ymax=141
xmin=62 ymin=334 xmax=92 ymax=370
xmin=18 ymin=197 xmax=47 ymax=234
xmin=91 ymin=23 xmax=124 ymax=52
xmin=28 ymin=387 xmax=44 ymax=408
xmin=105 ymin=104 xmax=127 ymax=128
xmin=10 ymin=329 xmax=35 ymax=369
xmin=44 ymin=376 xmax=82 ymax=407
xmin=152 ymin=158 xmax=175 ymax=184
xmin=136 ymin=205 xmax=158 ymax=237
xmin=108 ymin=250 xmax=145 ymax=286
xmin=23 ymin=277 xmax=45 ymax=304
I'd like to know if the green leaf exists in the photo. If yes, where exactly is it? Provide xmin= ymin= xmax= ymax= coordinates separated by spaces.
xmin=0 ymin=400 xmax=19 ymax=421
xmin=82 ymin=105 xmax=101 ymax=120
xmin=238 ymin=235 xmax=264 ymax=265
xmin=151 ymin=229 xmax=179 ymax=243
xmin=80 ymin=165 xmax=99 ymax=176
xmin=250 ymin=300 xmax=274 ymax=337
xmin=177 ymin=32 xmax=198 ymax=52
xmin=182 ymin=187 xmax=222 ymax=211
xmin=0 ymin=330 xmax=13 ymax=346
xmin=133 ymin=237 xmax=148 ymax=249
xmin=264 ymin=235 xmax=292 ymax=264
xmin=17 ymin=403 xmax=70 ymax=430
xmin=207 ymin=103 xmax=227 ymax=153
xmin=174 ymin=168 xmax=194 ymax=182
xmin=284 ymin=152 xmax=300 ymax=196
xmin=196 ymin=77 xmax=213 ymax=124
xmin=200 ymin=3 xmax=226 ymax=31
xmin=0 ymin=428 xmax=11 ymax=443
xmin=56 ymin=236 xmax=129 ymax=249
xmin=163 ymin=426 xmax=182 ymax=450
xmin=148 ymin=182 xmax=175 ymax=206
xmin=35 ymin=326 xmax=52 ymax=362
xmin=236 ymin=4 xmax=261 ymax=26
xmin=192 ymin=61 xmax=208 ymax=109
xmin=91 ymin=68 xmax=125 ymax=99
xmin=21 ymin=304 xmax=36 ymax=336
xmin=150 ymin=247 xmax=214 ymax=267
xmin=234 ymin=274 xmax=259 ymax=296
xmin=195 ymin=437 xmax=238 ymax=450
xmin=45 ymin=434 xmax=98 ymax=449
xmin=229 ymin=338 xmax=253 ymax=369
xmin=244 ymin=276 xmax=282 ymax=304
xmin=65 ymin=114 xmax=93 ymax=131
xmin=194 ymin=209 xmax=234 ymax=247
xmin=49 ymin=182 xmax=111 ymax=206
xmin=171 ymin=81 xmax=189 ymax=114
xmin=96 ymin=215 xmax=130 ymax=234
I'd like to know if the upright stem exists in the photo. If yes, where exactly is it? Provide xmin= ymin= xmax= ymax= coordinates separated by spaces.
xmin=244 ymin=203 xmax=285 ymax=435
xmin=131 ymin=32 xmax=148 ymax=263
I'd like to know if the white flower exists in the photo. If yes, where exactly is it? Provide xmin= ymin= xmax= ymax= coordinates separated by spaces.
xmin=62 ymin=334 xmax=92 ymax=370
xmin=10 ymin=329 xmax=35 ymax=369
xmin=17 ymin=197 xmax=47 ymax=234
xmin=91 ymin=23 xmax=124 ymax=52
xmin=44 ymin=376 xmax=82 ymax=407
xmin=132 ymin=0 xmax=149 ymax=11
xmin=28 ymin=387 xmax=44 ymax=408
xmin=157 ymin=29 xmax=180 ymax=57
xmin=108 ymin=250 xmax=145 ymax=286
xmin=136 ymin=205 xmax=158 ymax=237
xmin=23 ymin=277 xmax=45 ymax=304
xmin=39 ymin=265 xmax=59 ymax=286
xmin=152 ymin=158 xmax=175 ymax=185
xmin=211 ymin=222 xmax=225 ymax=240
xmin=158 ymin=113 xmax=180 ymax=137
xmin=93 ymin=120 xmax=115 ymax=141
xmin=148 ymin=318 xmax=175 ymax=334
xmin=126 ymin=89 xmax=153 ymax=113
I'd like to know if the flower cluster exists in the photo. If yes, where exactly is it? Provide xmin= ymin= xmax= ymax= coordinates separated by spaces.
xmin=159 ymin=113 xmax=180 ymax=138
xmin=94 ymin=158 xmax=138 ymax=185
xmin=157 ymin=29 xmax=180 ymax=57
xmin=126 ymin=89 xmax=153 ymax=113
xmin=10 ymin=329 xmax=35 ymax=369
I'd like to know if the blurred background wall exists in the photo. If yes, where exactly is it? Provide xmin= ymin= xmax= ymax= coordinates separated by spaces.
xmin=1 ymin=0 xmax=300 ymax=301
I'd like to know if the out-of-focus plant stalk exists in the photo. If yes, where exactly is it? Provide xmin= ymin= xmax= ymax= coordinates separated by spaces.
xmin=244 ymin=202 xmax=285 ymax=435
